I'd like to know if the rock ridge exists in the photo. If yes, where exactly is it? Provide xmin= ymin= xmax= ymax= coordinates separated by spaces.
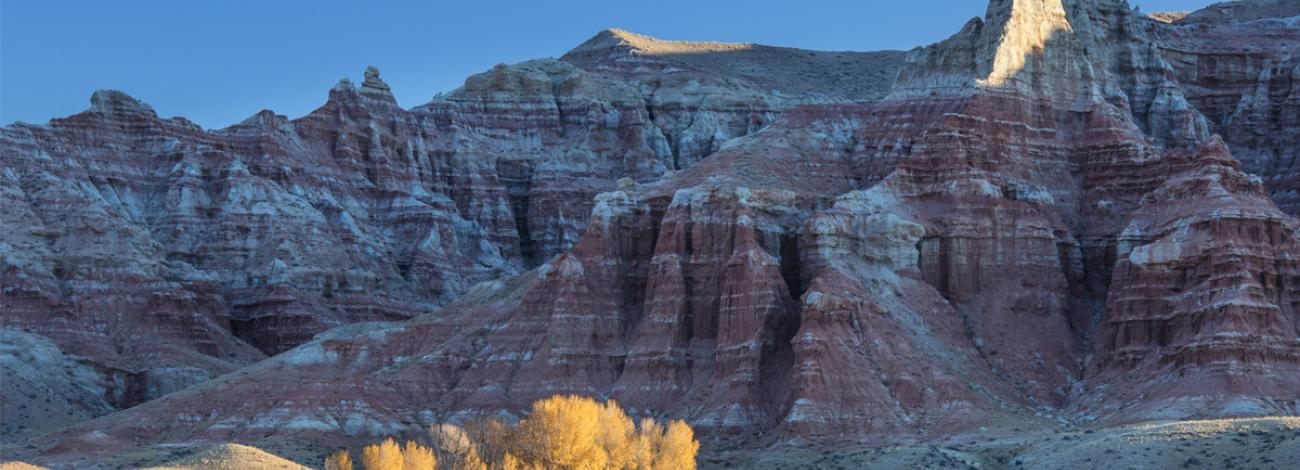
xmin=2 ymin=1 xmax=1298 ymax=467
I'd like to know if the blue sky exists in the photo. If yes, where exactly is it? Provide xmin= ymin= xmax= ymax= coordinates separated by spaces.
xmin=1 ymin=0 xmax=1219 ymax=129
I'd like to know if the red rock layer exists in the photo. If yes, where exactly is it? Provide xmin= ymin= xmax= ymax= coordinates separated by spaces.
xmin=1150 ymin=3 xmax=1300 ymax=215
xmin=1083 ymin=141 xmax=1300 ymax=419
xmin=3 ymin=0 xmax=1299 ymax=467
xmin=1 ymin=47 xmax=885 ymax=431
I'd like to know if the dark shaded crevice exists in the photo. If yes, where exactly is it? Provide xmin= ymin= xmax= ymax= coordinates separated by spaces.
xmin=512 ymin=193 xmax=536 ymax=266
xmin=681 ymin=220 xmax=696 ymax=343
xmin=321 ymin=274 xmax=335 ymax=299
xmin=229 ymin=318 xmax=260 ymax=353
xmin=641 ymin=94 xmax=683 ymax=171
xmin=778 ymin=233 xmax=805 ymax=300
xmin=757 ymin=293 xmax=803 ymax=431
xmin=553 ymin=96 xmax=569 ymax=139
xmin=667 ymin=131 xmax=681 ymax=171
xmin=1079 ymin=238 xmax=1119 ymax=332
xmin=619 ymin=199 xmax=667 ymax=341
xmin=611 ymin=354 xmax=627 ymax=378
xmin=1056 ymin=235 xmax=1090 ymax=341
xmin=496 ymin=160 xmax=538 ymax=267
xmin=228 ymin=312 xmax=317 ymax=356
xmin=103 ymin=369 xmax=150 ymax=409
xmin=915 ymin=235 xmax=987 ymax=359
xmin=916 ymin=235 xmax=951 ymax=300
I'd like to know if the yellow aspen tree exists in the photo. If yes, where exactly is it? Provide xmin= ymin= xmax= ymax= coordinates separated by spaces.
xmin=360 ymin=437 xmax=404 ymax=470
xmin=596 ymin=400 xmax=638 ymax=469
xmin=402 ymin=440 xmax=437 ymax=470
xmin=360 ymin=444 xmax=380 ymax=470
xmin=424 ymin=395 xmax=697 ymax=470
xmin=431 ymin=422 xmax=489 ymax=470
xmin=516 ymin=395 xmax=607 ymax=469
xmin=457 ymin=448 xmax=488 ymax=470
xmin=462 ymin=417 xmax=510 ymax=468
xmin=656 ymin=420 xmax=699 ymax=470
xmin=324 ymin=449 xmax=354 ymax=470
xmin=633 ymin=418 xmax=664 ymax=470
xmin=507 ymin=410 xmax=546 ymax=466
xmin=501 ymin=453 xmax=527 ymax=470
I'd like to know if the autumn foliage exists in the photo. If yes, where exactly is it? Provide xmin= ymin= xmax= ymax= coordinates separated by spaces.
xmin=325 ymin=448 xmax=354 ymax=470
xmin=327 ymin=395 xmax=698 ymax=470
xmin=324 ymin=437 xmax=436 ymax=470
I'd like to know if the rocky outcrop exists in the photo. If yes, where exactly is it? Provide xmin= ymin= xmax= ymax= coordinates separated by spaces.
xmin=562 ymin=29 xmax=907 ymax=169
xmin=1149 ymin=1 xmax=1300 ymax=215
xmin=1084 ymin=141 xmax=1300 ymax=419
xmin=0 ymin=35 xmax=903 ymax=432
xmin=2 ymin=61 xmax=634 ymax=411
xmin=0 ymin=330 xmax=113 ymax=439
xmin=2 ymin=0 xmax=1298 ymax=467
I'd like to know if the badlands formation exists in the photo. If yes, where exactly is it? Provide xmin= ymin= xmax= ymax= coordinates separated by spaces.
xmin=2 ymin=0 xmax=1299 ymax=468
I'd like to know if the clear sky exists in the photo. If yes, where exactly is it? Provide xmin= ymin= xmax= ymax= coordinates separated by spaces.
xmin=1 ymin=0 xmax=1220 ymax=129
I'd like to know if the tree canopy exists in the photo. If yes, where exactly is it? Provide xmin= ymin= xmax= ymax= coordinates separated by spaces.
xmin=326 ymin=395 xmax=698 ymax=470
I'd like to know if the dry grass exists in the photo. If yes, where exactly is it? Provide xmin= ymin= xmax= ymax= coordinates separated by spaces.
xmin=141 ymin=444 xmax=310 ymax=470
xmin=564 ymin=29 xmax=907 ymax=102
xmin=0 ymin=462 xmax=50 ymax=470
xmin=1148 ymin=11 xmax=1190 ymax=23
xmin=601 ymin=28 xmax=760 ymax=55
xmin=710 ymin=417 xmax=1300 ymax=469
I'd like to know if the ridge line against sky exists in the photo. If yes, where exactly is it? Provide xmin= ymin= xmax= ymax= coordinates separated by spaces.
xmin=1 ymin=0 xmax=1219 ymax=129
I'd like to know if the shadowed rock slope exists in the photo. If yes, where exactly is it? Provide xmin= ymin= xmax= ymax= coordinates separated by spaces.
xmin=1 ymin=0 xmax=1297 ymax=468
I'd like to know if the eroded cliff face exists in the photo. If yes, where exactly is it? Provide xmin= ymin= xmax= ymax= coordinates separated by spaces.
xmin=1150 ymin=0 xmax=1300 ymax=215
xmin=1 ymin=48 xmax=885 ymax=416
xmin=2 ymin=0 xmax=1298 ymax=467
xmin=1087 ymin=145 xmax=1300 ymax=419
xmin=561 ymin=29 xmax=907 ymax=170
